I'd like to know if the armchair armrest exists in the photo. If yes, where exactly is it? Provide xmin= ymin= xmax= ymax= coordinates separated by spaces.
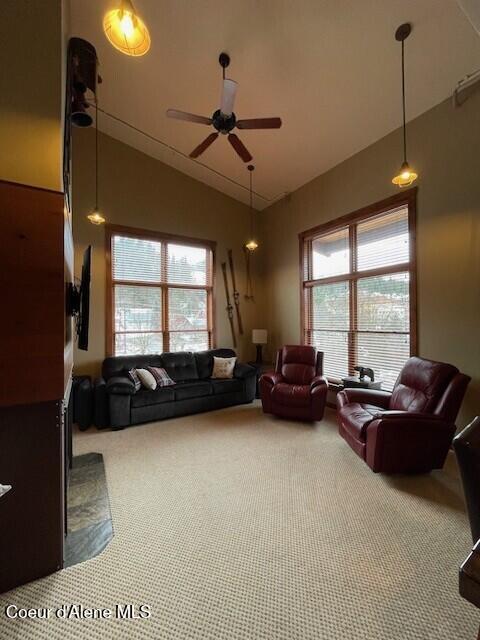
xmin=234 ymin=362 xmax=256 ymax=379
xmin=366 ymin=412 xmax=456 ymax=473
xmin=106 ymin=375 xmax=136 ymax=396
xmin=260 ymin=372 xmax=284 ymax=386
xmin=338 ymin=387 xmax=392 ymax=409
xmin=311 ymin=375 xmax=328 ymax=390
xmin=374 ymin=411 xmax=447 ymax=423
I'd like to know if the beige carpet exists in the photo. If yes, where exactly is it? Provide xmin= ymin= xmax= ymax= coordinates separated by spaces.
xmin=0 ymin=404 xmax=477 ymax=639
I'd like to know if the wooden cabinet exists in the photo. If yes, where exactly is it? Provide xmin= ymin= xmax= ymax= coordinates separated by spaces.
xmin=0 ymin=180 xmax=72 ymax=593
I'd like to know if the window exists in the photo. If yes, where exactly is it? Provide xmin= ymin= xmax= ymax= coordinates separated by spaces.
xmin=300 ymin=190 xmax=417 ymax=390
xmin=106 ymin=226 xmax=215 ymax=356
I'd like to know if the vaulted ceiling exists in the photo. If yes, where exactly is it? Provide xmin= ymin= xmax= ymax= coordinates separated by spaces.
xmin=69 ymin=0 xmax=480 ymax=209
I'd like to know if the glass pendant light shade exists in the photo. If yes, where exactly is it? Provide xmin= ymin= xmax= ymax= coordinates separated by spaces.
xmin=245 ymin=165 xmax=258 ymax=252
xmin=87 ymin=208 xmax=106 ymax=225
xmin=392 ymin=161 xmax=418 ymax=187
xmin=103 ymin=0 xmax=151 ymax=57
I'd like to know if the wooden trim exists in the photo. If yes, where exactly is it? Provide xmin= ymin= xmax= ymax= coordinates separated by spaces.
xmin=105 ymin=225 xmax=216 ymax=357
xmin=210 ymin=247 xmax=216 ymax=348
xmin=408 ymin=197 xmax=418 ymax=355
xmin=111 ymin=279 xmax=213 ymax=291
xmin=161 ymin=242 xmax=169 ymax=352
xmin=299 ymin=189 xmax=418 ymax=376
xmin=298 ymin=235 xmax=305 ymax=343
xmin=105 ymin=228 xmax=113 ymax=356
xmin=303 ymin=262 xmax=412 ymax=287
xmin=298 ymin=187 xmax=417 ymax=240
xmin=106 ymin=223 xmax=217 ymax=250
xmin=0 ymin=177 xmax=63 ymax=197
xmin=348 ymin=225 xmax=357 ymax=375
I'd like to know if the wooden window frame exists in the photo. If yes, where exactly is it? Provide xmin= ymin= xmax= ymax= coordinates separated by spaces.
xmin=299 ymin=188 xmax=417 ymax=381
xmin=105 ymin=224 xmax=216 ymax=356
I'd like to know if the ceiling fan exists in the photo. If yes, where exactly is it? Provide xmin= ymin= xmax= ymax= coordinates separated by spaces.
xmin=166 ymin=52 xmax=282 ymax=162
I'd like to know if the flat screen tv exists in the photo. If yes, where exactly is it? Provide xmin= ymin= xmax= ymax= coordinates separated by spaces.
xmin=77 ymin=245 xmax=91 ymax=351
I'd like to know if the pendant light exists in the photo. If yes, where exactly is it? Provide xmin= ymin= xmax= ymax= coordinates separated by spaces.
xmin=103 ymin=0 xmax=151 ymax=57
xmin=87 ymin=100 xmax=106 ymax=225
xmin=245 ymin=165 xmax=258 ymax=252
xmin=392 ymin=23 xmax=418 ymax=188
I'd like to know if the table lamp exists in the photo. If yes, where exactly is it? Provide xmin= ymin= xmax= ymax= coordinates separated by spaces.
xmin=252 ymin=329 xmax=267 ymax=364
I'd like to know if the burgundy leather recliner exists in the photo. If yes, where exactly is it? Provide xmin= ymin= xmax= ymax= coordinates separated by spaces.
xmin=337 ymin=356 xmax=471 ymax=473
xmin=260 ymin=345 xmax=328 ymax=421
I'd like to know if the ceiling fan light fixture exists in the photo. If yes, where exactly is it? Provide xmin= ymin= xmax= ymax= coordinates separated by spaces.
xmin=103 ymin=0 xmax=151 ymax=57
xmin=392 ymin=161 xmax=418 ymax=187
xmin=245 ymin=239 xmax=259 ymax=252
xmin=166 ymin=53 xmax=281 ymax=162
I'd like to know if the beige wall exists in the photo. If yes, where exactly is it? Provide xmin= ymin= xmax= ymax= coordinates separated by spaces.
xmin=260 ymin=93 xmax=480 ymax=426
xmin=72 ymin=129 xmax=266 ymax=377
xmin=0 ymin=1 xmax=64 ymax=191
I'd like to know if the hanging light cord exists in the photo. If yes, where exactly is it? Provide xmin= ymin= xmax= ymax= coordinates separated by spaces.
xmin=95 ymin=98 xmax=99 ymax=210
xmin=249 ymin=168 xmax=254 ymax=238
xmin=401 ymin=38 xmax=407 ymax=164
xmin=96 ymin=107 xmax=285 ymax=204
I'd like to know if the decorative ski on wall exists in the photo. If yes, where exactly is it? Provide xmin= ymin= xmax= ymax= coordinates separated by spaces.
xmin=228 ymin=249 xmax=243 ymax=335
xmin=221 ymin=262 xmax=237 ymax=347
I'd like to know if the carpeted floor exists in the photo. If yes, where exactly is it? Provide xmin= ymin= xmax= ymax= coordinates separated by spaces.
xmin=0 ymin=404 xmax=477 ymax=639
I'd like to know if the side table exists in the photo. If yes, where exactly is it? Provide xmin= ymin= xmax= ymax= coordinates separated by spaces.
xmin=247 ymin=362 xmax=272 ymax=399
xmin=341 ymin=376 xmax=382 ymax=390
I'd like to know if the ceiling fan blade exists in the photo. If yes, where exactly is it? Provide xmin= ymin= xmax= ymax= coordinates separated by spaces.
xmin=236 ymin=117 xmax=282 ymax=129
xmin=189 ymin=133 xmax=219 ymax=158
xmin=166 ymin=109 xmax=212 ymax=125
xmin=220 ymin=78 xmax=238 ymax=116
xmin=228 ymin=133 xmax=253 ymax=162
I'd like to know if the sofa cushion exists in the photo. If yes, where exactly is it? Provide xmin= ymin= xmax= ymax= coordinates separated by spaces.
xmin=211 ymin=378 xmax=243 ymax=395
xmin=136 ymin=368 xmax=157 ymax=390
xmin=147 ymin=366 xmax=175 ymax=388
xmin=131 ymin=387 xmax=175 ymax=408
xmin=174 ymin=381 xmax=212 ymax=401
xmin=212 ymin=356 xmax=237 ymax=379
xmin=271 ymin=382 xmax=311 ymax=407
xmin=194 ymin=349 xmax=237 ymax=379
xmin=339 ymin=403 xmax=385 ymax=441
xmin=161 ymin=351 xmax=199 ymax=382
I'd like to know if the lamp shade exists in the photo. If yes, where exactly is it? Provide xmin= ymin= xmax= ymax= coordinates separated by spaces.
xmin=252 ymin=329 xmax=267 ymax=345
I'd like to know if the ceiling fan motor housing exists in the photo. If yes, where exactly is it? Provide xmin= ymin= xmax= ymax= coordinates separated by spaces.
xmin=212 ymin=109 xmax=236 ymax=134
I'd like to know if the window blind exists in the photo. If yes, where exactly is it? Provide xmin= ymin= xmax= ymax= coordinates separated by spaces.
xmin=301 ymin=198 xmax=415 ymax=390
xmin=109 ymin=231 xmax=214 ymax=356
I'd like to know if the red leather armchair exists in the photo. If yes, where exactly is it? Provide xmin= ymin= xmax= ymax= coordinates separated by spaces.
xmin=260 ymin=345 xmax=328 ymax=421
xmin=337 ymin=356 xmax=471 ymax=473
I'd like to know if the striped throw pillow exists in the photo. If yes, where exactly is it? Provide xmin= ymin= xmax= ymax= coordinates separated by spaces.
xmin=147 ymin=366 xmax=175 ymax=388
xmin=127 ymin=368 xmax=141 ymax=392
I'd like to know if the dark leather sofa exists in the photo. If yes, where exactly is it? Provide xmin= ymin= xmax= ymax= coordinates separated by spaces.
xmin=337 ymin=356 xmax=471 ymax=473
xmin=259 ymin=345 xmax=328 ymax=421
xmin=94 ymin=348 xmax=256 ymax=429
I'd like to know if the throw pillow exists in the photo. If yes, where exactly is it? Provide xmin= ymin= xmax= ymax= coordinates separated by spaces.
xmin=147 ymin=366 xmax=175 ymax=388
xmin=128 ymin=368 xmax=141 ymax=392
xmin=211 ymin=356 xmax=237 ymax=379
xmin=136 ymin=368 xmax=157 ymax=391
